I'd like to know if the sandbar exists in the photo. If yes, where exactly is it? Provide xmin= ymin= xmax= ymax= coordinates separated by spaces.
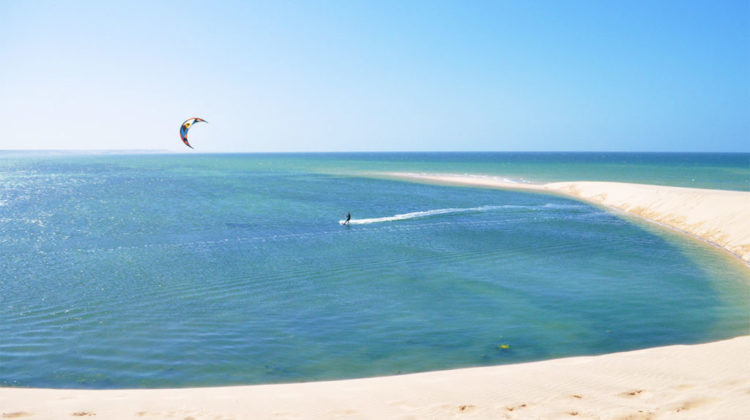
xmin=382 ymin=172 xmax=750 ymax=264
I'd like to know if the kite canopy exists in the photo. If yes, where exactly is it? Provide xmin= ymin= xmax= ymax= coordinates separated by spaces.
xmin=180 ymin=118 xmax=206 ymax=149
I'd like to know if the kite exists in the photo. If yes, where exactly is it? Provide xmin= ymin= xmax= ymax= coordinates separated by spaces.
xmin=180 ymin=118 xmax=207 ymax=149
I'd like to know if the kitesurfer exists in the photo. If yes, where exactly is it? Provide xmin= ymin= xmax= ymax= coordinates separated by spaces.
xmin=345 ymin=212 xmax=351 ymax=225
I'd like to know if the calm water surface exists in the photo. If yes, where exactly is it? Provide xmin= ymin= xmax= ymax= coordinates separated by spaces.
xmin=1 ymin=152 xmax=748 ymax=388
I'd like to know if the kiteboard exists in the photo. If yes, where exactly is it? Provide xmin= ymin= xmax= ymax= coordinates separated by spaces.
xmin=339 ymin=220 xmax=350 ymax=226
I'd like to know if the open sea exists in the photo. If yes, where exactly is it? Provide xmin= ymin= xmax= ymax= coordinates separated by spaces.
xmin=1 ymin=152 xmax=749 ymax=388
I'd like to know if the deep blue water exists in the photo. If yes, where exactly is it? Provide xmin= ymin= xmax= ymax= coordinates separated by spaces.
xmin=1 ymin=152 xmax=749 ymax=388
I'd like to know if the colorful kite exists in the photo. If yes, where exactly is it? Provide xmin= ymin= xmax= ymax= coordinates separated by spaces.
xmin=180 ymin=118 xmax=207 ymax=149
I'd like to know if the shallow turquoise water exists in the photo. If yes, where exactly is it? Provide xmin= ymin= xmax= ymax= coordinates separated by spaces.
xmin=106 ymin=152 xmax=747 ymax=190
xmin=1 ymin=152 xmax=749 ymax=388
xmin=318 ymin=152 xmax=750 ymax=190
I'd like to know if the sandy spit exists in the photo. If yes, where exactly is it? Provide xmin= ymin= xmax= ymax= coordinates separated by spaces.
xmin=382 ymin=172 xmax=750 ymax=264
xmin=1 ymin=337 xmax=749 ymax=419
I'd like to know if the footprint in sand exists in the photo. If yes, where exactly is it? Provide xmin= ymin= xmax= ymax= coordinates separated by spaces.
xmin=674 ymin=398 xmax=716 ymax=413
xmin=2 ymin=413 xmax=32 ymax=419
xmin=71 ymin=412 xmax=95 ymax=417
xmin=457 ymin=404 xmax=476 ymax=413
xmin=619 ymin=389 xmax=644 ymax=397
xmin=505 ymin=403 xmax=527 ymax=412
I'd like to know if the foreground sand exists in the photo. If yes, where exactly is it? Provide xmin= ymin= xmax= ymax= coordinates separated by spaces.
xmin=3 ymin=173 xmax=749 ymax=419
xmin=383 ymin=172 xmax=750 ymax=264
xmin=1 ymin=337 xmax=749 ymax=419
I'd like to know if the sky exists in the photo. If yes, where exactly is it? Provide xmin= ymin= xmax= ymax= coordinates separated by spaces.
xmin=1 ymin=1 xmax=748 ymax=152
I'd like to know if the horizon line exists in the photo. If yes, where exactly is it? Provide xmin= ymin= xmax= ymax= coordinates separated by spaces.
xmin=2 ymin=149 xmax=749 ymax=154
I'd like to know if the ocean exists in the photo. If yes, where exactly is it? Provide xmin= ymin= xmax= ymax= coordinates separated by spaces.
xmin=1 ymin=152 xmax=749 ymax=388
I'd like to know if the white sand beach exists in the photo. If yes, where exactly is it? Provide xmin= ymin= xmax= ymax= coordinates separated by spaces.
xmin=1 ymin=336 xmax=749 ymax=419
xmin=383 ymin=172 xmax=750 ymax=264
xmin=2 ymin=175 xmax=749 ymax=419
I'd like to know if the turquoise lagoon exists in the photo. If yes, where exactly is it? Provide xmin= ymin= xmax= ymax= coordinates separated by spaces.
xmin=0 ymin=152 xmax=748 ymax=388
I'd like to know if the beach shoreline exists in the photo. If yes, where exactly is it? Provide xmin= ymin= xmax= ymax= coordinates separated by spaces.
xmin=381 ymin=172 xmax=750 ymax=265
xmin=2 ymin=336 xmax=749 ymax=419
xmin=3 ymin=173 xmax=750 ymax=419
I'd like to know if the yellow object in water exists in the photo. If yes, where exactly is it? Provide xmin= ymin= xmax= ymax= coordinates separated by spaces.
xmin=498 ymin=344 xmax=510 ymax=350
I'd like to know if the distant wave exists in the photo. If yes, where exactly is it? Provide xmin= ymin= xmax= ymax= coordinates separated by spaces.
xmin=340 ymin=205 xmax=515 ymax=225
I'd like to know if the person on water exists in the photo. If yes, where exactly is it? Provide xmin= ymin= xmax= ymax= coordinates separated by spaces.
xmin=345 ymin=212 xmax=351 ymax=225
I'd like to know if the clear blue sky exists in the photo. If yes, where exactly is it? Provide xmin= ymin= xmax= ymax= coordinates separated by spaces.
xmin=1 ymin=1 xmax=748 ymax=152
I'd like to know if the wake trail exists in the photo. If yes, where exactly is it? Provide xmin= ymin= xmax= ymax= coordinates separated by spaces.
xmin=340 ymin=205 xmax=517 ymax=225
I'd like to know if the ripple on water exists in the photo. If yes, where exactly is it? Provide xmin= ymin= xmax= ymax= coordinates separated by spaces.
xmin=1 ymin=154 xmax=749 ymax=388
